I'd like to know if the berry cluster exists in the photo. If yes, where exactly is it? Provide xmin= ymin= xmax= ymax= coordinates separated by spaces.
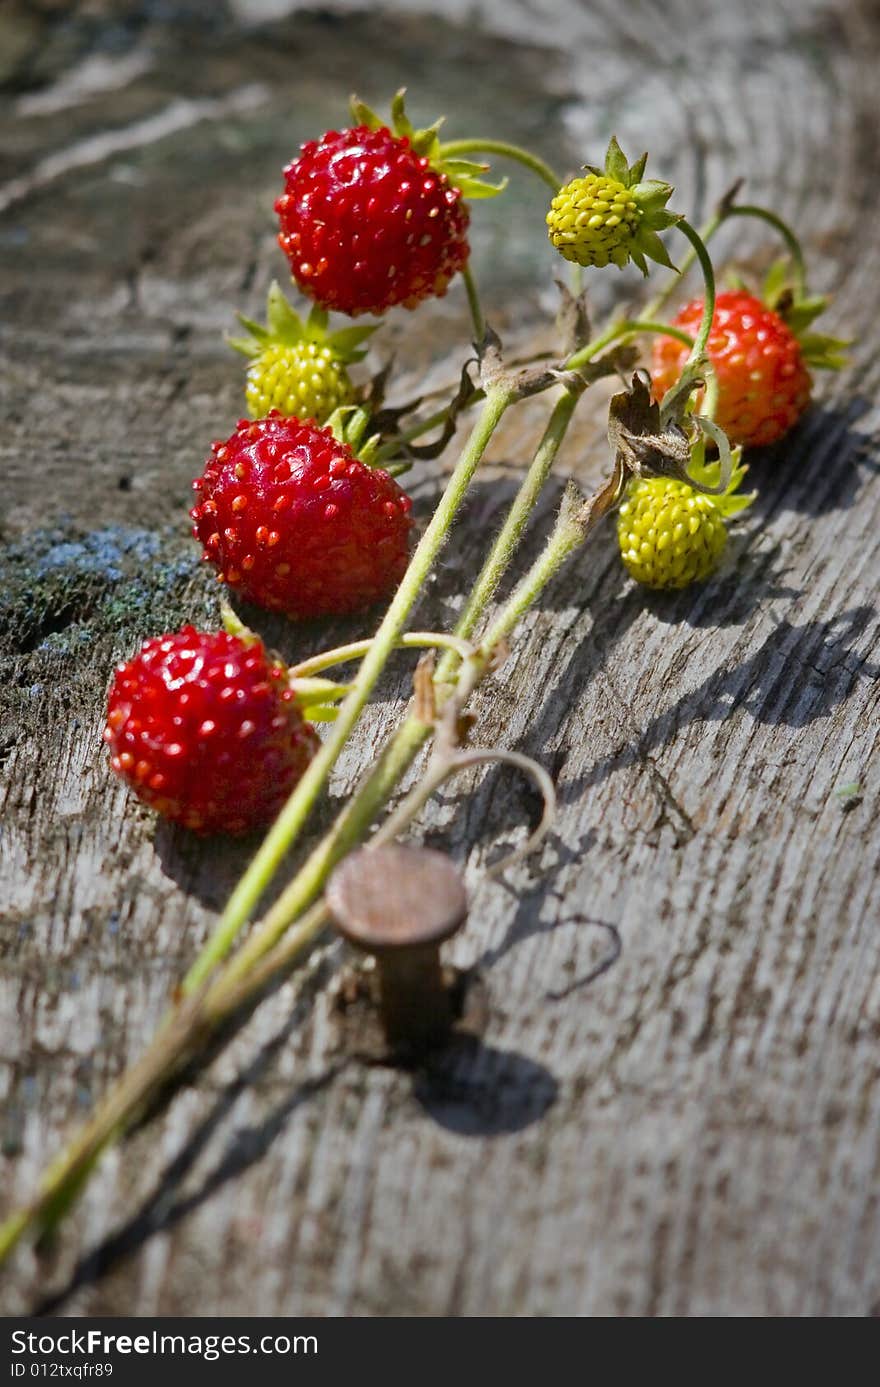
xmin=105 ymin=105 xmax=844 ymax=836
xmin=8 ymin=86 xmax=854 ymax=1267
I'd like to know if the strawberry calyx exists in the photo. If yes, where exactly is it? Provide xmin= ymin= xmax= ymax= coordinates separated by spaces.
xmin=219 ymin=602 xmax=348 ymax=721
xmin=759 ymin=258 xmax=849 ymax=370
xmin=585 ymin=137 xmax=679 ymax=264
xmin=229 ymin=280 xmax=377 ymax=366
xmin=684 ymin=438 xmax=755 ymax=519
xmin=323 ymin=403 xmax=384 ymax=467
xmin=350 ymin=88 xmax=508 ymax=201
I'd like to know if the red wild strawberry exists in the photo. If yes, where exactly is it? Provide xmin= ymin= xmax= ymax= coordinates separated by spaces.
xmin=275 ymin=91 xmax=504 ymax=317
xmin=651 ymin=289 xmax=846 ymax=448
xmin=104 ymin=626 xmax=319 ymax=835
xmin=190 ymin=412 xmax=413 ymax=619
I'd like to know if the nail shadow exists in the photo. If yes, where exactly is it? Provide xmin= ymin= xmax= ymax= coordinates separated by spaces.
xmin=413 ymin=1035 xmax=558 ymax=1136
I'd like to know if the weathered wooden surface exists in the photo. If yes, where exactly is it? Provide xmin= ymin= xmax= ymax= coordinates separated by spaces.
xmin=2 ymin=0 xmax=879 ymax=1316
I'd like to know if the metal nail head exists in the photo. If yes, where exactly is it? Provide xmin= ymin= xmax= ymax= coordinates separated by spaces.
xmin=327 ymin=843 xmax=468 ymax=1053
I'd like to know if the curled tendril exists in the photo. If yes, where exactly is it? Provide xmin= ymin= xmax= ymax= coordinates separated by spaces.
xmin=378 ymin=742 xmax=557 ymax=881
xmin=689 ymin=414 xmax=734 ymax=494
xmin=446 ymin=747 xmax=558 ymax=879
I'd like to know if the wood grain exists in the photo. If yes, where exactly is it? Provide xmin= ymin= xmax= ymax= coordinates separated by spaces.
xmin=1 ymin=0 xmax=879 ymax=1316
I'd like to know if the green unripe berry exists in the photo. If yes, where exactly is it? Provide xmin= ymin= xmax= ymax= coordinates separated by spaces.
xmin=617 ymin=477 xmax=727 ymax=589
xmin=547 ymin=174 xmax=640 ymax=269
xmin=245 ymin=342 xmax=353 ymax=423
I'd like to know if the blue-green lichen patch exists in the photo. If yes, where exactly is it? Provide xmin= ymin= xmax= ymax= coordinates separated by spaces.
xmin=0 ymin=524 xmax=218 ymax=752
xmin=0 ymin=522 xmax=213 ymax=661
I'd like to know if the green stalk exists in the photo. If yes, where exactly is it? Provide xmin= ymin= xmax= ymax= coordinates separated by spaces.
xmin=566 ymin=318 xmax=694 ymax=372
xmin=462 ymin=263 xmax=485 ymax=342
xmin=206 ymin=467 xmax=623 ymax=1014
xmin=0 ymin=393 xmax=592 ymax=1264
xmin=0 ymin=355 xmax=600 ymax=1264
xmin=674 ymin=219 xmax=716 ymax=369
xmin=451 ymin=387 xmax=579 ymax=647
xmin=287 ymin=632 xmax=476 ymax=680
xmin=439 ymin=138 xmax=562 ymax=192
xmin=181 ymin=384 xmax=513 ymax=995
xmin=722 ymin=203 xmax=808 ymax=298
xmin=642 ymin=205 xmax=725 ymax=318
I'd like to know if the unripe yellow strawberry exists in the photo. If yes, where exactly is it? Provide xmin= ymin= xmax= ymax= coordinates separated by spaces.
xmin=617 ymin=478 xmax=727 ymax=588
xmin=547 ymin=136 xmax=677 ymax=276
xmin=245 ymin=341 xmax=353 ymax=423
xmin=547 ymin=174 xmax=640 ymax=269
xmin=229 ymin=281 xmax=376 ymax=424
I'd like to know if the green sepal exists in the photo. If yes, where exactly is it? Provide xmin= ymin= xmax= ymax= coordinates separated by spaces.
xmin=797 ymin=331 xmax=850 ymax=370
xmin=631 ymin=181 xmax=677 ymax=219
xmin=289 ymin=677 xmax=352 ymax=715
xmin=390 ymin=87 xmax=412 ymax=135
xmin=627 ymin=151 xmax=648 ymax=186
xmin=228 ymin=322 xmax=268 ymax=358
xmin=300 ymin=704 xmax=340 ymax=723
xmin=761 ymin=258 xmax=850 ymax=370
xmin=453 ymin=171 xmax=508 ymax=199
xmin=762 ymin=256 xmax=795 ymax=308
xmin=441 ymin=157 xmax=494 ymax=179
xmin=325 ymin=404 xmax=365 ymax=447
xmin=350 ymin=94 xmax=383 ymax=129
xmin=219 ymin=602 xmax=261 ymax=646
xmin=635 ymin=228 xmax=678 ymax=273
xmin=303 ymin=302 xmax=328 ymax=337
xmin=351 ymin=89 xmax=506 ymax=200
xmin=325 ymin=405 xmax=387 ymax=462
xmin=686 ymin=441 xmax=755 ymax=519
xmin=323 ymin=323 xmax=379 ymax=361
xmin=783 ymin=296 xmax=826 ymax=334
xmin=410 ymin=118 xmax=446 ymax=157
xmin=266 ymin=280 xmax=306 ymax=342
xmin=604 ymin=135 xmax=630 ymax=184
xmin=596 ymin=137 xmax=653 ymax=193
xmin=356 ymin=432 xmax=383 ymax=467
xmin=723 ymin=268 xmax=750 ymax=292
xmin=229 ymin=282 xmax=379 ymax=366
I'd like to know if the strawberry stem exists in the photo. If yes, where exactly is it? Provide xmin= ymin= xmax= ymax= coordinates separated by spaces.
xmin=566 ymin=317 xmax=694 ymax=371
xmin=462 ymin=262 xmax=485 ymax=341
xmin=674 ymin=219 xmax=716 ymax=371
xmin=722 ymin=203 xmax=808 ymax=299
xmin=450 ymin=384 xmax=582 ymax=645
xmin=220 ymin=385 xmax=589 ymax=972
xmin=642 ymin=203 xmax=727 ymax=318
xmin=286 ymin=631 xmax=477 ymax=680
xmin=2 ymin=145 xmax=813 ymax=1269
xmin=438 ymin=138 xmax=561 ymax=192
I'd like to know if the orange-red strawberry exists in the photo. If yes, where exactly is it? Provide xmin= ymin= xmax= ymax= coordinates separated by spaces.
xmin=104 ymin=626 xmax=319 ymax=835
xmin=275 ymin=92 xmax=505 ymax=318
xmin=652 ymin=291 xmax=812 ymax=447
xmin=190 ymin=413 xmax=413 ymax=619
